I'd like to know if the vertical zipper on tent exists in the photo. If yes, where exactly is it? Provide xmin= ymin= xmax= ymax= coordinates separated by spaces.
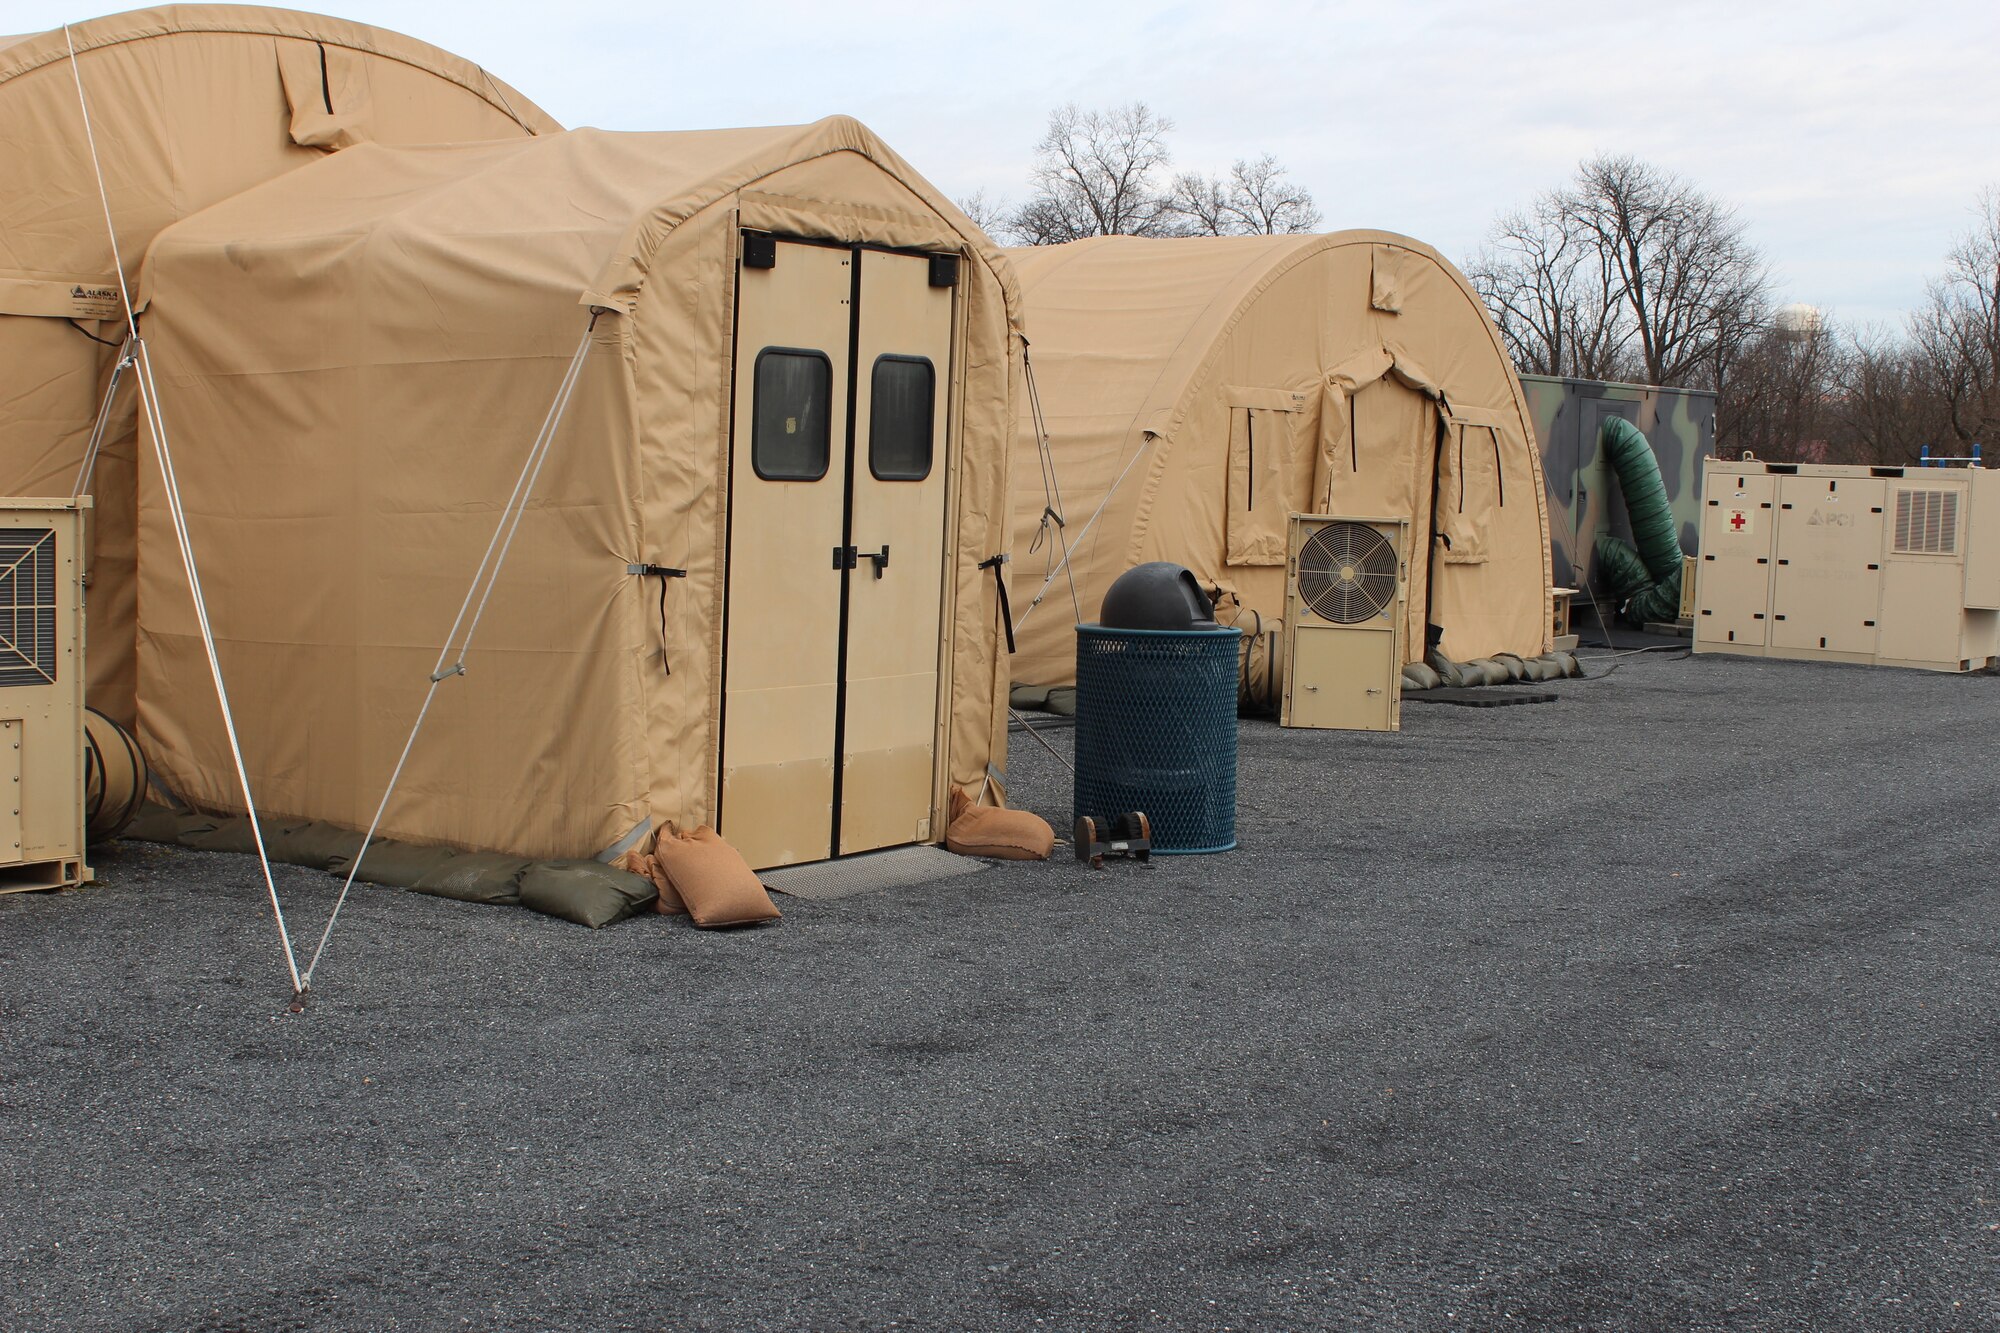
xmin=1458 ymin=425 xmax=1466 ymax=512
xmin=1491 ymin=427 xmax=1504 ymax=507
xmin=828 ymin=246 xmax=864 ymax=860
xmin=316 ymin=42 xmax=334 ymax=114
xmin=1245 ymin=410 xmax=1255 ymax=511
xmin=1349 ymin=395 xmax=1358 ymax=472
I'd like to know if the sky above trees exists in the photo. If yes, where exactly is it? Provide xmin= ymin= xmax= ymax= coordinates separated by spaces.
xmin=13 ymin=0 xmax=1995 ymax=325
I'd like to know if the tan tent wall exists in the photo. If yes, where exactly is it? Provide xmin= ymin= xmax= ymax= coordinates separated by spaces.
xmin=135 ymin=120 xmax=1020 ymax=861
xmin=1007 ymin=232 xmax=1552 ymax=688
xmin=0 ymin=6 xmax=558 ymax=726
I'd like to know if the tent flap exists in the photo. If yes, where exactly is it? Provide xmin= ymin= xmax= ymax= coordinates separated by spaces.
xmin=278 ymin=39 xmax=373 ymax=149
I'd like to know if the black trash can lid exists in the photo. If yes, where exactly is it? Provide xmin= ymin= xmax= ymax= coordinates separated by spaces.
xmin=1099 ymin=562 xmax=1220 ymax=631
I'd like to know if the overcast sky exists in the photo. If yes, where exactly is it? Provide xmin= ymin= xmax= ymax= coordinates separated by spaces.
xmin=18 ymin=0 xmax=1998 ymax=327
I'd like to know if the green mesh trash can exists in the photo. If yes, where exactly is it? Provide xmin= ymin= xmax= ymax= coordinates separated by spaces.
xmin=1073 ymin=625 xmax=1240 ymax=854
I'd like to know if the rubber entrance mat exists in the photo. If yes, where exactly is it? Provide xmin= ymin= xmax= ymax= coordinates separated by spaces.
xmin=761 ymin=844 xmax=990 ymax=901
xmin=1406 ymin=687 xmax=1558 ymax=707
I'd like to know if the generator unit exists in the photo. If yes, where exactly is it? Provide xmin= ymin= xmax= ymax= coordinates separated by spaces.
xmin=1692 ymin=457 xmax=2000 ymax=672
xmin=1281 ymin=514 xmax=1409 ymax=731
xmin=0 ymin=498 xmax=90 ymax=891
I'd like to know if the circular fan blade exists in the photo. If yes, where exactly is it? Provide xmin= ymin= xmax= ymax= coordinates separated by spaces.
xmin=1296 ymin=522 xmax=1397 ymax=623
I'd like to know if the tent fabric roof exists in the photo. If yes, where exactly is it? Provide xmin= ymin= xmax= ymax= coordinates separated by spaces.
xmin=1007 ymin=230 xmax=1516 ymax=442
xmin=141 ymin=116 xmax=1024 ymax=332
xmin=0 ymin=4 xmax=556 ymax=134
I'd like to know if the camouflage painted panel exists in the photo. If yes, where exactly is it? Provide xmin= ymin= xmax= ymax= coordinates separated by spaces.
xmin=1526 ymin=375 xmax=1716 ymax=595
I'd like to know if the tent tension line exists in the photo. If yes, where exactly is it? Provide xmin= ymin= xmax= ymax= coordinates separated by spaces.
xmin=67 ymin=26 xmax=305 ymax=997
xmin=302 ymin=315 xmax=602 ymax=991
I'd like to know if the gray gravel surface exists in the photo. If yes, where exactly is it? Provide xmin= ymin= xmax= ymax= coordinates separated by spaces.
xmin=3 ymin=649 xmax=1996 ymax=1331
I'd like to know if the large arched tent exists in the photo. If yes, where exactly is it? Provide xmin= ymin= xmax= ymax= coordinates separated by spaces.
xmin=1006 ymin=232 xmax=1554 ymax=691
xmin=134 ymin=118 xmax=1022 ymax=871
xmin=0 ymin=6 xmax=559 ymax=725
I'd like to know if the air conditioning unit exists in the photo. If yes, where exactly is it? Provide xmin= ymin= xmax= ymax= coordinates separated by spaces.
xmin=1693 ymin=457 xmax=2000 ymax=671
xmin=0 ymin=498 xmax=89 ymax=892
xmin=1281 ymin=514 xmax=1409 ymax=731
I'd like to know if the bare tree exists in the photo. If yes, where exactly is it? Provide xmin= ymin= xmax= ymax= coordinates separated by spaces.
xmin=1465 ymin=194 xmax=1630 ymax=379
xmin=1009 ymin=103 xmax=1180 ymax=245
xmin=1566 ymin=155 xmax=1771 ymax=388
xmin=1834 ymin=325 xmax=1949 ymax=465
xmin=1716 ymin=313 xmax=1840 ymax=461
xmin=955 ymin=190 xmax=1010 ymax=239
xmin=1165 ymin=155 xmax=1320 ymax=236
xmin=1906 ymin=187 xmax=2000 ymax=447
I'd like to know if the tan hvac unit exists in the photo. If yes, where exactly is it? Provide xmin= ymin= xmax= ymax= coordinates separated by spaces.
xmin=1693 ymin=457 xmax=2000 ymax=672
xmin=1281 ymin=515 xmax=1410 ymax=731
xmin=0 ymin=498 xmax=89 ymax=891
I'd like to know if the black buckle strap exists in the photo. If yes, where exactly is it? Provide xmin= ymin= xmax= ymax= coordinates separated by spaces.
xmin=979 ymin=553 xmax=1014 ymax=655
xmin=628 ymin=563 xmax=688 ymax=674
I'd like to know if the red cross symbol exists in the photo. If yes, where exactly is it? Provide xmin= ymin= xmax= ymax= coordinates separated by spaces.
xmin=1730 ymin=512 xmax=1747 ymax=531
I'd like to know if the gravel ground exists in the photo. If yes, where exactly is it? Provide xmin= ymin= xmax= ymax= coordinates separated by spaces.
xmin=3 ymin=647 xmax=1997 ymax=1331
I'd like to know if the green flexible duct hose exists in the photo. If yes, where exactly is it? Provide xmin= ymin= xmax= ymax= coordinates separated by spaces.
xmin=1591 ymin=416 xmax=1684 ymax=624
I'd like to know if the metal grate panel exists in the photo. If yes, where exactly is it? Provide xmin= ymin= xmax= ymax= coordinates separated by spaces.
xmin=1893 ymin=489 xmax=1959 ymax=555
xmin=0 ymin=527 xmax=57 ymax=688
xmin=1296 ymin=521 xmax=1398 ymax=623
xmin=761 ymin=843 xmax=989 ymax=901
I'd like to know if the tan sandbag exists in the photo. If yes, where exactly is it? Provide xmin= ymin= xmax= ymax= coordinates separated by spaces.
xmin=945 ymin=789 xmax=1055 ymax=861
xmin=648 ymin=827 xmax=780 ymax=929
xmin=617 ymin=849 xmax=689 ymax=917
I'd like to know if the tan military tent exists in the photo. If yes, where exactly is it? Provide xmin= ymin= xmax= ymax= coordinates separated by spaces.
xmin=0 ymin=6 xmax=559 ymax=726
xmin=134 ymin=117 xmax=1021 ymax=870
xmin=1006 ymin=232 xmax=1554 ymax=690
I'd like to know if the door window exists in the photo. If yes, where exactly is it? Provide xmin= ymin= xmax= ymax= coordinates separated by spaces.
xmin=752 ymin=348 xmax=833 ymax=480
xmin=868 ymin=355 xmax=936 ymax=481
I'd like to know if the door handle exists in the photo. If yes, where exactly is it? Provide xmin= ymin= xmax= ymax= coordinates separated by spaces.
xmin=864 ymin=544 xmax=890 ymax=579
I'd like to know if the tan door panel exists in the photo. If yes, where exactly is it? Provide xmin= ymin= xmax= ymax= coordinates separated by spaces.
xmin=840 ymin=250 xmax=954 ymax=856
xmin=1286 ymin=626 xmax=1398 ymax=731
xmin=1770 ymin=475 xmax=1884 ymax=655
xmin=720 ymin=240 xmax=853 ymax=869
xmin=1695 ymin=471 xmax=1776 ymax=648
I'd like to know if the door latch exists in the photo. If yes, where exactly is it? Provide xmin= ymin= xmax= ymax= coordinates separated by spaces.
xmin=832 ymin=545 xmax=890 ymax=577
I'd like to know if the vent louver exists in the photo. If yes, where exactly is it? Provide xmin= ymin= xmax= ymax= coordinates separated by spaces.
xmin=1295 ymin=521 xmax=1398 ymax=623
xmin=1893 ymin=489 xmax=1959 ymax=555
xmin=0 ymin=527 xmax=57 ymax=688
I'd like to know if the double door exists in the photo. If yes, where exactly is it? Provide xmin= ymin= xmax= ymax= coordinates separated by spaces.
xmin=719 ymin=236 xmax=956 ymax=869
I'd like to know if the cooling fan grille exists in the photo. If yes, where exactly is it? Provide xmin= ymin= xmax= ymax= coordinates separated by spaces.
xmin=0 ymin=527 xmax=58 ymax=687
xmin=1296 ymin=522 xmax=1398 ymax=623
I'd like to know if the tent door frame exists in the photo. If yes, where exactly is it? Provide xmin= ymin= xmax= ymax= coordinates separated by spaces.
xmin=717 ymin=229 xmax=962 ymax=868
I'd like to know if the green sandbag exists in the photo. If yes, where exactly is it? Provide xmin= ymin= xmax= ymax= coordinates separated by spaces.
xmin=331 ymin=840 xmax=461 ymax=889
xmin=1009 ymin=684 xmax=1050 ymax=710
xmin=517 ymin=860 xmax=657 ymax=928
xmin=412 ymin=852 xmax=531 ymax=905
xmin=1401 ymin=662 xmax=1440 ymax=691
xmin=183 ymin=815 xmax=308 ymax=854
xmin=1426 ymin=650 xmax=1466 ymax=688
xmin=1044 ymin=686 xmax=1077 ymax=717
xmin=1493 ymin=653 xmax=1529 ymax=681
xmin=265 ymin=821 xmax=366 ymax=870
xmin=122 ymin=805 xmax=189 ymax=844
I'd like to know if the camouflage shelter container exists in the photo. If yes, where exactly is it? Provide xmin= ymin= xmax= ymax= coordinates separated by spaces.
xmin=1525 ymin=376 xmax=1717 ymax=595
